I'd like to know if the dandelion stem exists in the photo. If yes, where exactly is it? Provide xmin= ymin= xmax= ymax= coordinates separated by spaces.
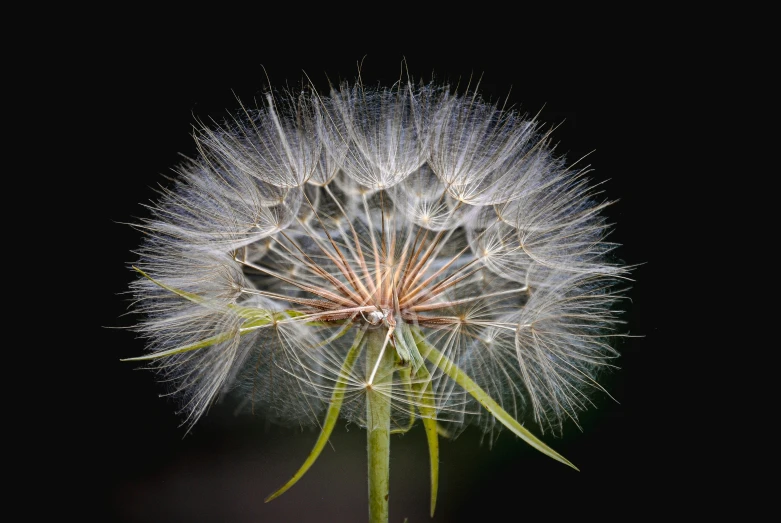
xmin=366 ymin=329 xmax=394 ymax=523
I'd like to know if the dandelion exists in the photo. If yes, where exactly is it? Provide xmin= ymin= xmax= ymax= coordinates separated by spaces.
xmin=123 ymin=71 xmax=629 ymax=523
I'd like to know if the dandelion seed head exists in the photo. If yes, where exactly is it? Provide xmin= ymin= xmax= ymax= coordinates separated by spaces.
xmin=128 ymin=73 xmax=628 ymax=439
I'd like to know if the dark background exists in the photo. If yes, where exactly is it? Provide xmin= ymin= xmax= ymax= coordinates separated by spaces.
xmin=85 ymin=49 xmax=666 ymax=522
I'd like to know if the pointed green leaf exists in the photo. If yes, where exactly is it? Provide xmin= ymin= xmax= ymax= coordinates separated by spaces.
xmin=399 ymin=322 xmax=425 ymax=374
xmin=120 ymin=331 xmax=237 ymax=361
xmin=411 ymin=362 xmax=439 ymax=517
xmin=124 ymin=269 xmax=338 ymax=363
xmin=413 ymin=330 xmax=579 ymax=471
xmin=132 ymin=266 xmax=272 ymax=322
xmin=390 ymin=366 xmax=416 ymax=434
xmin=265 ymin=326 xmax=367 ymax=502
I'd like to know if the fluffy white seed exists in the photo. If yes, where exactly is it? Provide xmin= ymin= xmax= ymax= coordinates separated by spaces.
xmin=129 ymin=78 xmax=627 ymax=437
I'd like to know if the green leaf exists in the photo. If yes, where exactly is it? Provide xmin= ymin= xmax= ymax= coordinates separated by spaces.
xmin=124 ymin=267 xmax=335 ymax=362
xmin=410 ymin=362 xmax=439 ymax=517
xmin=398 ymin=322 xmax=425 ymax=374
xmin=413 ymin=329 xmax=579 ymax=471
xmin=265 ymin=326 xmax=367 ymax=502
xmin=120 ymin=331 xmax=237 ymax=361
xmin=132 ymin=266 xmax=272 ymax=321
xmin=390 ymin=366 xmax=416 ymax=434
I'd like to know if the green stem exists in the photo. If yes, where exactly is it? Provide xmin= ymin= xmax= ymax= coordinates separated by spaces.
xmin=366 ymin=329 xmax=394 ymax=523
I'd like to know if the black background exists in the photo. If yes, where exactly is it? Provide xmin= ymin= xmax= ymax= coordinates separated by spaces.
xmin=81 ymin=49 xmax=668 ymax=522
